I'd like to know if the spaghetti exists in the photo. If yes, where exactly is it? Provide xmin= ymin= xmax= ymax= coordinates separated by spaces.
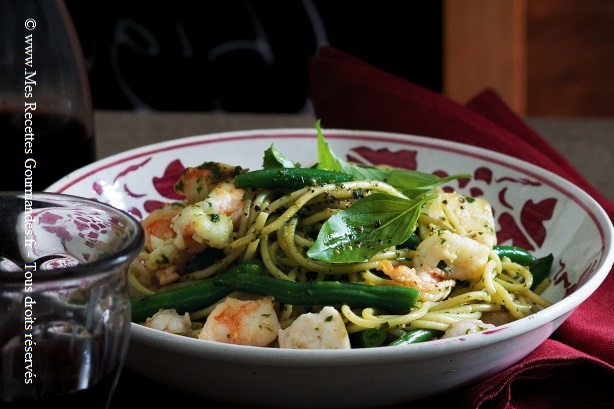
xmin=128 ymin=129 xmax=552 ymax=349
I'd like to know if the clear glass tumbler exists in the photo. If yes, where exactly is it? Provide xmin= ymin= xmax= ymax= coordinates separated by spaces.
xmin=0 ymin=192 xmax=144 ymax=408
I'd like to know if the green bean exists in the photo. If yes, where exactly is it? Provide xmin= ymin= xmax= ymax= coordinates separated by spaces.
xmin=357 ymin=329 xmax=389 ymax=348
xmin=493 ymin=245 xmax=554 ymax=290
xmin=130 ymin=279 xmax=230 ymax=323
xmin=234 ymin=167 xmax=355 ymax=189
xmin=388 ymin=328 xmax=444 ymax=346
xmin=529 ymin=253 xmax=554 ymax=290
xmin=213 ymin=273 xmax=420 ymax=311
xmin=130 ymin=260 xmax=266 ymax=323
xmin=493 ymin=245 xmax=537 ymax=266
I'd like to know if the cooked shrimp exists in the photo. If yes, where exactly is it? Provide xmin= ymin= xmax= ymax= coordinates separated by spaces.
xmin=171 ymin=182 xmax=245 ymax=250
xmin=141 ymin=202 xmax=184 ymax=252
xmin=132 ymin=179 xmax=245 ymax=288
xmin=133 ymin=202 xmax=206 ymax=288
xmin=151 ymin=265 xmax=181 ymax=287
xmin=413 ymin=230 xmax=490 ymax=282
xmin=144 ymin=308 xmax=195 ymax=336
xmin=382 ymin=213 xmax=491 ymax=302
xmin=440 ymin=319 xmax=495 ymax=339
xmin=198 ymin=296 xmax=280 ymax=346
xmin=377 ymin=259 xmax=455 ymax=302
xmin=277 ymin=306 xmax=351 ymax=350
xmin=171 ymin=204 xmax=234 ymax=250
xmin=204 ymin=182 xmax=245 ymax=227
xmin=419 ymin=192 xmax=497 ymax=247
xmin=130 ymin=235 xmax=207 ymax=289
xmin=175 ymin=161 xmax=245 ymax=204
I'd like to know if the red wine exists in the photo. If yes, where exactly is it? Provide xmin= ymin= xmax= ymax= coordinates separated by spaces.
xmin=1 ymin=321 xmax=128 ymax=409
xmin=2 ymin=369 xmax=120 ymax=409
xmin=1 ymin=110 xmax=95 ymax=191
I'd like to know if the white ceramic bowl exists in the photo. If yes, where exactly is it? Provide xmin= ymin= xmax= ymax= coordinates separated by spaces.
xmin=46 ymin=128 xmax=614 ymax=408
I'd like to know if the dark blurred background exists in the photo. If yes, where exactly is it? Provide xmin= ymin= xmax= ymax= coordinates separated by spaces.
xmin=64 ymin=1 xmax=443 ymax=113
xmin=65 ymin=0 xmax=614 ymax=117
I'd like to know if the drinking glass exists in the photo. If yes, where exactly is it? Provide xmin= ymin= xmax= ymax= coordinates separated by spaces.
xmin=0 ymin=192 xmax=144 ymax=408
xmin=0 ymin=0 xmax=96 ymax=191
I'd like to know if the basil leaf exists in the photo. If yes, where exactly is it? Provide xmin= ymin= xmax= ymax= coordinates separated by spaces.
xmin=306 ymin=192 xmax=434 ymax=263
xmin=314 ymin=120 xmax=470 ymax=197
xmin=316 ymin=119 xmax=344 ymax=172
xmin=262 ymin=144 xmax=299 ymax=169
xmin=385 ymin=169 xmax=471 ymax=197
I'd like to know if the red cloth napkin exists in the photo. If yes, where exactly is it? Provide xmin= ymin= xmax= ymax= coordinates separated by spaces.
xmin=308 ymin=46 xmax=614 ymax=409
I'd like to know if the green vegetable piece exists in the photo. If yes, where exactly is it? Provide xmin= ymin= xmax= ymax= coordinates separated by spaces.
xmin=357 ymin=328 xmax=389 ymax=348
xmin=214 ymin=273 xmax=420 ymax=311
xmin=314 ymin=120 xmax=471 ymax=198
xmin=401 ymin=232 xmax=421 ymax=250
xmin=131 ymin=279 xmax=231 ymax=323
xmin=493 ymin=245 xmax=537 ymax=266
xmin=307 ymin=192 xmax=433 ymax=263
xmin=493 ymin=245 xmax=554 ymax=290
xmin=388 ymin=328 xmax=444 ymax=346
xmin=262 ymin=144 xmax=298 ymax=169
xmin=234 ymin=167 xmax=355 ymax=189
xmin=130 ymin=260 xmax=267 ymax=323
xmin=529 ymin=253 xmax=554 ymax=290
